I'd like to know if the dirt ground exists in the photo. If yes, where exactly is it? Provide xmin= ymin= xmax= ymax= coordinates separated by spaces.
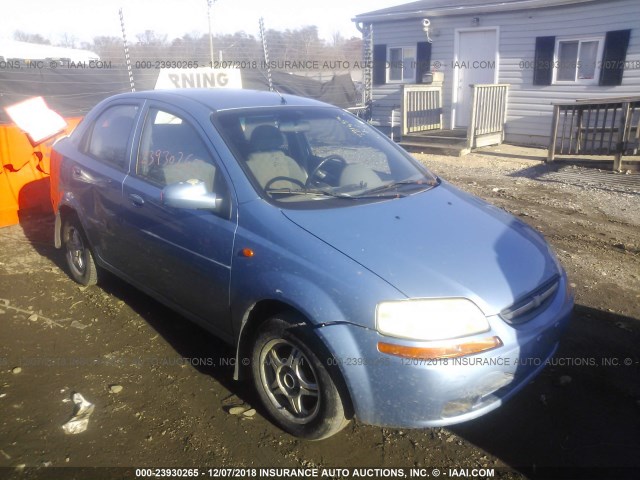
xmin=1 ymin=145 xmax=639 ymax=480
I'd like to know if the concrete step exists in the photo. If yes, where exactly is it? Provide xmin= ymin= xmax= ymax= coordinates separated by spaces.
xmin=398 ymin=130 xmax=470 ymax=156
xmin=405 ymin=135 xmax=468 ymax=145
xmin=399 ymin=140 xmax=470 ymax=156
xmin=412 ymin=129 xmax=468 ymax=139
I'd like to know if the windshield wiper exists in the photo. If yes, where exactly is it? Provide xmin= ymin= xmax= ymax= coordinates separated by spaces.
xmin=265 ymin=187 xmax=357 ymax=199
xmin=266 ymin=187 xmax=404 ymax=200
xmin=360 ymin=178 xmax=436 ymax=196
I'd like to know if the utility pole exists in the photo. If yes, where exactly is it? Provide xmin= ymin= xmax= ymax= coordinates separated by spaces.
xmin=119 ymin=8 xmax=135 ymax=92
xmin=259 ymin=17 xmax=273 ymax=92
xmin=206 ymin=0 xmax=216 ymax=66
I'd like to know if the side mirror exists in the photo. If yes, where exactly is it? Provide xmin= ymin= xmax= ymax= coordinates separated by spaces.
xmin=161 ymin=179 xmax=220 ymax=210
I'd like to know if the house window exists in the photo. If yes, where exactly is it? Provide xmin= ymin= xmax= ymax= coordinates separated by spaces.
xmin=553 ymin=37 xmax=604 ymax=85
xmin=534 ymin=30 xmax=630 ymax=87
xmin=387 ymin=46 xmax=416 ymax=83
xmin=373 ymin=42 xmax=432 ymax=86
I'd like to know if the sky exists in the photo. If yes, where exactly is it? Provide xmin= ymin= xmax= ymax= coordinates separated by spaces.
xmin=1 ymin=0 xmax=406 ymax=45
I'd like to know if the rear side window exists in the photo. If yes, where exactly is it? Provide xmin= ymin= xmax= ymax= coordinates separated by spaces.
xmin=86 ymin=105 xmax=138 ymax=170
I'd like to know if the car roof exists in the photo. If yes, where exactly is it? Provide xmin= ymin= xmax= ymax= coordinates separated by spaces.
xmin=108 ymin=88 xmax=330 ymax=112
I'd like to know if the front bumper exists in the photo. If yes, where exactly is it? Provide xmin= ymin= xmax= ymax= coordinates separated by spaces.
xmin=316 ymin=275 xmax=574 ymax=428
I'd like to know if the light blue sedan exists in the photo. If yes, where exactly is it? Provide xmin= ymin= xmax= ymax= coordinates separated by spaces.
xmin=51 ymin=89 xmax=573 ymax=439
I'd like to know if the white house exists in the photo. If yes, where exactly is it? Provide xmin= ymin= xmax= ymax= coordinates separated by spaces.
xmin=353 ymin=0 xmax=639 ymax=147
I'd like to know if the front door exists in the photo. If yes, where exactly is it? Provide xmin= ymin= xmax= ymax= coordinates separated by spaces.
xmin=120 ymin=104 xmax=237 ymax=337
xmin=455 ymin=29 xmax=498 ymax=128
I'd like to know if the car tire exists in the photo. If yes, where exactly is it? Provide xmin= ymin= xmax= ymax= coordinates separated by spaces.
xmin=251 ymin=314 xmax=350 ymax=440
xmin=62 ymin=216 xmax=98 ymax=286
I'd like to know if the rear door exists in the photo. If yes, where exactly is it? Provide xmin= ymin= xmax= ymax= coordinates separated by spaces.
xmin=68 ymin=102 xmax=142 ymax=268
xmin=121 ymin=103 xmax=237 ymax=335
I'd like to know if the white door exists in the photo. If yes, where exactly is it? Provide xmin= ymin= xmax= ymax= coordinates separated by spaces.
xmin=455 ymin=29 xmax=498 ymax=128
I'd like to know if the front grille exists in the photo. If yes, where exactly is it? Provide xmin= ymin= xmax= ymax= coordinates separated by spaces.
xmin=500 ymin=275 xmax=560 ymax=325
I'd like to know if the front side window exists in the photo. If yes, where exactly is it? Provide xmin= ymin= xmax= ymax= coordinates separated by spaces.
xmin=86 ymin=104 xmax=138 ymax=169
xmin=554 ymin=37 xmax=603 ymax=84
xmin=136 ymin=108 xmax=218 ymax=191
xmin=388 ymin=46 xmax=416 ymax=83
xmin=213 ymin=106 xmax=438 ymax=208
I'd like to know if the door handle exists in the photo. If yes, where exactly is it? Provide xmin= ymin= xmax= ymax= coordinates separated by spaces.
xmin=72 ymin=167 xmax=110 ymax=186
xmin=128 ymin=193 xmax=145 ymax=207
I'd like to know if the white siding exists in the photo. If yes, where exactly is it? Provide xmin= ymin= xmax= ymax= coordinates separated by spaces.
xmin=371 ymin=84 xmax=403 ymax=136
xmin=369 ymin=0 xmax=640 ymax=145
xmin=370 ymin=20 xmax=426 ymax=133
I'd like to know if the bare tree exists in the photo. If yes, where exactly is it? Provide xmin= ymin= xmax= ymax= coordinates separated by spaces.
xmin=13 ymin=30 xmax=51 ymax=44
xmin=57 ymin=33 xmax=78 ymax=48
xmin=90 ymin=36 xmax=125 ymax=62
xmin=11 ymin=25 xmax=363 ymax=70
xmin=331 ymin=30 xmax=344 ymax=48
xmin=136 ymin=30 xmax=168 ymax=46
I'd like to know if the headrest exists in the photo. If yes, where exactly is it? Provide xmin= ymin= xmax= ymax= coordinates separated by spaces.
xmin=250 ymin=125 xmax=285 ymax=152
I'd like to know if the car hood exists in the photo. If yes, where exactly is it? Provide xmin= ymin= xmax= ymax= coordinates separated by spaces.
xmin=282 ymin=182 xmax=559 ymax=315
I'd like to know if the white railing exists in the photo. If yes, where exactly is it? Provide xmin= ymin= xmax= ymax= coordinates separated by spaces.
xmin=467 ymin=84 xmax=509 ymax=149
xmin=402 ymin=85 xmax=443 ymax=135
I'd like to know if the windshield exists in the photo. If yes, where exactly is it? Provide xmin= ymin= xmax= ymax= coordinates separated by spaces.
xmin=213 ymin=106 xmax=438 ymax=207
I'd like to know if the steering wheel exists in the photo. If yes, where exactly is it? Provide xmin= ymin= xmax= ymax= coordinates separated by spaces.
xmin=309 ymin=155 xmax=347 ymax=183
xmin=264 ymin=176 xmax=306 ymax=191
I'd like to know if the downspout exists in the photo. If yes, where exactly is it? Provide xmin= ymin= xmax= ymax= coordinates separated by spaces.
xmin=356 ymin=22 xmax=373 ymax=112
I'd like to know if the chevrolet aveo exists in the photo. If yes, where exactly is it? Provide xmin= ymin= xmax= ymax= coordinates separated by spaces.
xmin=51 ymin=89 xmax=573 ymax=439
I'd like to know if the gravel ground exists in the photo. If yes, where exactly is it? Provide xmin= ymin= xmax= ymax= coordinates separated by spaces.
xmin=0 ymin=146 xmax=639 ymax=480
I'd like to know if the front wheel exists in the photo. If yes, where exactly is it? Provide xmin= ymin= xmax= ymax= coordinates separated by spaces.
xmin=251 ymin=315 xmax=349 ymax=440
xmin=62 ymin=217 xmax=98 ymax=286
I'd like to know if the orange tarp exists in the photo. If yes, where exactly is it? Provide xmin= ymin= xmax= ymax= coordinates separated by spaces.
xmin=0 ymin=117 xmax=82 ymax=227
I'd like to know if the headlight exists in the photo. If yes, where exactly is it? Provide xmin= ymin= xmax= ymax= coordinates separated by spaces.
xmin=376 ymin=298 xmax=490 ymax=341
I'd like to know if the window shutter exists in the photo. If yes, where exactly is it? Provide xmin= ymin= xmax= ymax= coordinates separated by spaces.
xmin=416 ymin=41 xmax=432 ymax=83
xmin=533 ymin=36 xmax=555 ymax=85
xmin=373 ymin=44 xmax=387 ymax=86
xmin=599 ymin=29 xmax=631 ymax=86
